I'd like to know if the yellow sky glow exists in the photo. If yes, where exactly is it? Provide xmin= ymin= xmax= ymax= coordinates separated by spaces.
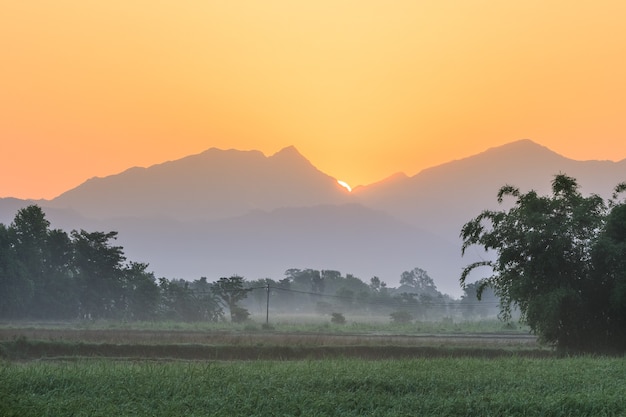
xmin=2 ymin=1 xmax=626 ymax=199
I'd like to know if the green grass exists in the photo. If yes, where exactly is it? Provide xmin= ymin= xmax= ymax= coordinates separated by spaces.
xmin=0 ymin=317 xmax=529 ymax=335
xmin=1 ymin=357 xmax=624 ymax=416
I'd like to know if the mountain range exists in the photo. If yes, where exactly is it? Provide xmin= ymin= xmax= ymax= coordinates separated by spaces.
xmin=2 ymin=139 xmax=625 ymax=297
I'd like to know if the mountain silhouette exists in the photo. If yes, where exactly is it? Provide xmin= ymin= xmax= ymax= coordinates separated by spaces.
xmin=2 ymin=139 xmax=626 ymax=297
xmin=354 ymin=139 xmax=626 ymax=242
xmin=47 ymin=146 xmax=350 ymax=221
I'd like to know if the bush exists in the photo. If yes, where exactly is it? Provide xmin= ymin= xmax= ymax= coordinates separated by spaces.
xmin=330 ymin=312 xmax=346 ymax=325
xmin=390 ymin=310 xmax=413 ymax=324
xmin=231 ymin=306 xmax=250 ymax=323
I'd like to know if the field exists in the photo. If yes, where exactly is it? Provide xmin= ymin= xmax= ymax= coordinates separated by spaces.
xmin=2 ymin=357 xmax=625 ymax=416
xmin=1 ymin=320 xmax=623 ymax=416
xmin=0 ymin=319 xmax=541 ymax=360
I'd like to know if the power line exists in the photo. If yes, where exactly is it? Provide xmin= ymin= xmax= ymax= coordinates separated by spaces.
xmin=248 ymin=285 xmax=501 ymax=308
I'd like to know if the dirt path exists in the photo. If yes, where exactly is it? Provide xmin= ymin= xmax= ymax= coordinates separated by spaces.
xmin=0 ymin=328 xmax=537 ymax=347
xmin=0 ymin=328 xmax=546 ymax=361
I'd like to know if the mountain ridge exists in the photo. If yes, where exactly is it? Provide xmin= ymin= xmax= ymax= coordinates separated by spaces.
xmin=354 ymin=139 xmax=626 ymax=239
xmin=47 ymin=146 xmax=350 ymax=221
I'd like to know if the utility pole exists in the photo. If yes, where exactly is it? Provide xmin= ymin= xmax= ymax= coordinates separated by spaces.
xmin=265 ymin=283 xmax=270 ymax=326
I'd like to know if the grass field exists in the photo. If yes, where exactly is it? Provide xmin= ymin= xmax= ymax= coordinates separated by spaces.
xmin=2 ymin=320 xmax=616 ymax=416
xmin=2 ymin=357 xmax=624 ymax=416
xmin=0 ymin=316 xmax=527 ymax=334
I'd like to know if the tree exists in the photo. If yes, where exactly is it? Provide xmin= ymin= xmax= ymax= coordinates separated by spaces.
xmin=212 ymin=275 xmax=251 ymax=323
xmin=10 ymin=205 xmax=51 ymax=317
xmin=0 ymin=223 xmax=31 ymax=318
xmin=590 ymin=201 xmax=626 ymax=348
xmin=120 ymin=262 xmax=160 ymax=321
xmin=460 ymin=174 xmax=626 ymax=352
xmin=369 ymin=276 xmax=387 ymax=293
xmin=459 ymin=282 xmax=499 ymax=318
xmin=40 ymin=228 xmax=77 ymax=318
xmin=399 ymin=267 xmax=439 ymax=296
xmin=0 ymin=204 xmax=171 ymax=321
xmin=6 ymin=205 xmax=77 ymax=318
xmin=159 ymin=277 xmax=223 ymax=322
xmin=72 ymin=230 xmax=126 ymax=319
xmin=286 ymin=268 xmax=324 ymax=293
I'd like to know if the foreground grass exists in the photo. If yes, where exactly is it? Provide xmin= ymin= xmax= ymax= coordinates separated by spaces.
xmin=1 ymin=357 xmax=623 ymax=416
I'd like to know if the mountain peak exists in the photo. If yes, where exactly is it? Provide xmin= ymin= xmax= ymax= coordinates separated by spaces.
xmin=273 ymin=145 xmax=300 ymax=154
xmin=48 ymin=143 xmax=347 ymax=221
xmin=270 ymin=145 xmax=307 ymax=161
xmin=484 ymin=139 xmax=558 ymax=157
xmin=422 ymin=139 xmax=565 ymax=176
xmin=269 ymin=145 xmax=323 ymax=175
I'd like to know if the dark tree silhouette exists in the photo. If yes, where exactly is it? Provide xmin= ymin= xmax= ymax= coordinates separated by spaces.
xmin=212 ymin=275 xmax=251 ymax=323
xmin=461 ymin=174 xmax=626 ymax=352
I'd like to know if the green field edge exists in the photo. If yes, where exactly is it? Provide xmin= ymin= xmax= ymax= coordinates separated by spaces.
xmin=1 ymin=339 xmax=555 ymax=361
xmin=0 ymin=317 xmax=530 ymax=334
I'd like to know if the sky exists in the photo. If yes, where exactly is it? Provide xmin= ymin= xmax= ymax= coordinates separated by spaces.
xmin=2 ymin=1 xmax=626 ymax=200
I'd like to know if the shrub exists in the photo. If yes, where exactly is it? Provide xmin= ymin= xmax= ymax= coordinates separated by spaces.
xmin=231 ymin=306 xmax=250 ymax=323
xmin=390 ymin=310 xmax=413 ymax=324
xmin=331 ymin=312 xmax=346 ymax=325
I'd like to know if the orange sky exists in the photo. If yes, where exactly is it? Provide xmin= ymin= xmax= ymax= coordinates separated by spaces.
xmin=2 ymin=1 xmax=626 ymax=199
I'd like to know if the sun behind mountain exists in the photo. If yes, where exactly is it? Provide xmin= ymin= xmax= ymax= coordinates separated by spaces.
xmin=337 ymin=180 xmax=352 ymax=192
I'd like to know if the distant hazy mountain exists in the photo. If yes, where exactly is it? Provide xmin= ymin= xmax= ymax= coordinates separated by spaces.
xmin=0 ymin=199 xmax=464 ymax=295
xmin=354 ymin=139 xmax=626 ymax=242
xmin=47 ymin=146 xmax=350 ymax=221
xmin=3 ymin=139 xmax=626 ymax=297
xmin=99 ymin=204 xmax=463 ymax=295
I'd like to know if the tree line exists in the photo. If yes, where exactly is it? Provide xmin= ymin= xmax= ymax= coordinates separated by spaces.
xmin=0 ymin=205 xmax=497 ymax=323
xmin=242 ymin=268 xmax=497 ymax=323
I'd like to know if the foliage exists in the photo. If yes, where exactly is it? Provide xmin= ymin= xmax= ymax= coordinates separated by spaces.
xmin=230 ymin=305 xmax=250 ymax=323
xmin=399 ymin=267 xmax=439 ymax=296
xmin=212 ymin=275 xmax=251 ymax=322
xmin=0 ymin=223 xmax=32 ymax=317
xmin=285 ymin=268 xmax=326 ymax=293
xmin=389 ymin=310 xmax=413 ymax=324
xmin=368 ymin=276 xmax=387 ymax=292
xmin=72 ymin=230 xmax=126 ymax=319
xmin=121 ymin=262 xmax=160 ymax=321
xmin=330 ymin=312 xmax=346 ymax=325
xmin=0 ymin=205 xmax=225 ymax=323
xmin=590 ymin=203 xmax=626 ymax=348
xmin=459 ymin=282 xmax=500 ymax=318
xmin=461 ymin=174 xmax=626 ymax=352
xmin=158 ymin=278 xmax=224 ymax=322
